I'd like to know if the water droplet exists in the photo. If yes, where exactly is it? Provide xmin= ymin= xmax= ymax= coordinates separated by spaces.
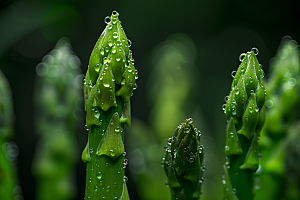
xmin=100 ymin=48 xmax=105 ymax=56
xmin=222 ymin=104 xmax=226 ymax=111
xmin=110 ymin=150 xmax=115 ymax=157
xmin=201 ymin=165 xmax=206 ymax=172
xmin=112 ymin=10 xmax=119 ymax=16
xmin=252 ymin=47 xmax=259 ymax=55
xmin=115 ymin=127 xmax=120 ymax=133
xmin=123 ymin=176 xmax=128 ymax=182
xmin=239 ymin=53 xmax=246 ymax=61
xmin=224 ymin=96 xmax=229 ymax=102
xmin=133 ymin=83 xmax=138 ymax=90
xmin=123 ymin=158 xmax=128 ymax=166
xmin=113 ymin=32 xmax=118 ymax=39
xmin=103 ymin=82 xmax=110 ymax=88
xmin=165 ymin=181 xmax=169 ymax=186
xmin=189 ymin=152 xmax=194 ymax=157
xmin=233 ymin=188 xmax=237 ymax=194
xmin=104 ymin=16 xmax=111 ymax=24
xmin=231 ymin=71 xmax=237 ymax=78
xmin=225 ymin=146 xmax=229 ymax=151
xmin=183 ymin=148 xmax=188 ymax=153
xmin=288 ymin=78 xmax=297 ymax=86
xmin=95 ymin=64 xmax=100 ymax=72
xmin=108 ymin=39 xmax=113 ymax=47
xmin=84 ymin=125 xmax=89 ymax=131
xmin=94 ymin=186 xmax=98 ymax=192
xmin=127 ymin=39 xmax=132 ymax=47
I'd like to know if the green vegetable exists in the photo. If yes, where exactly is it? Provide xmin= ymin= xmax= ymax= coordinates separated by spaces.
xmin=162 ymin=118 xmax=204 ymax=200
xmin=82 ymin=10 xmax=137 ymax=200
xmin=222 ymin=48 xmax=266 ymax=200
xmin=255 ymin=37 xmax=300 ymax=200
xmin=32 ymin=38 xmax=82 ymax=200
xmin=0 ymin=70 xmax=18 ymax=200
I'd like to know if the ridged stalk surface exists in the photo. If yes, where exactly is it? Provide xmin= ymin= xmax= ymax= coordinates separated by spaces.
xmin=222 ymin=48 xmax=266 ymax=200
xmin=162 ymin=118 xmax=205 ymax=200
xmin=82 ymin=11 xmax=137 ymax=200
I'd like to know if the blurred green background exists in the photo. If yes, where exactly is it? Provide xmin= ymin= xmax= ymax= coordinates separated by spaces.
xmin=0 ymin=0 xmax=300 ymax=199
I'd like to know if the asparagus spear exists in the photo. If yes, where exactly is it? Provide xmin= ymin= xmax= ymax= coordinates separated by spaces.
xmin=32 ymin=38 xmax=82 ymax=200
xmin=255 ymin=37 xmax=300 ymax=200
xmin=162 ymin=118 xmax=205 ymax=200
xmin=222 ymin=48 xmax=266 ymax=200
xmin=0 ymin=70 xmax=18 ymax=200
xmin=82 ymin=10 xmax=137 ymax=200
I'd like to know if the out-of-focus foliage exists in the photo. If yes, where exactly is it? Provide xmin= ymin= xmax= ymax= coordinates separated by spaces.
xmin=32 ymin=38 xmax=83 ymax=200
xmin=0 ymin=70 xmax=22 ymax=200
xmin=127 ymin=33 xmax=199 ymax=200
xmin=0 ymin=70 xmax=14 ymax=139
xmin=127 ymin=33 xmax=221 ymax=200
xmin=256 ymin=37 xmax=300 ymax=200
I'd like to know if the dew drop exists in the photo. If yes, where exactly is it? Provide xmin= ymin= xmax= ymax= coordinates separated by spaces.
xmin=103 ymin=82 xmax=110 ymax=88
xmin=100 ymin=48 xmax=105 ymax=56
xmin=113 ymin=32 xmax=118 ymax=39
xmin=127 ymin=39 xmax=132 ymax=47
xmin=110 ymin=150 xmax=115 ymax=157
xmin=239 ymin=53 xmax=246 ymax=61
xmin=231 ymin=71 xmax=237 ymax=78
xmin=251 ymin=47 xmax=259 ymax=55
xmin=112 ymin=10 xmax=118 ymax=16
xmin=222 ymin=104 xmax=226 ymax=111
xmin=104 ymin=16 xmax=111 ymax=24
xmin=224 ymin=96 xmax=229 ymax=102
xmin=108 ymin=39 xmax=113 ymax=47
xmin=95 ymin=64 xmax=100 ymax=72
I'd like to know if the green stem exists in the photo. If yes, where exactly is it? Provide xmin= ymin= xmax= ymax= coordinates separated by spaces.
xmin=84 ymin=97 xmax=128 ymax=199
xmin=228 ymin=135 xmax=253 ymax=200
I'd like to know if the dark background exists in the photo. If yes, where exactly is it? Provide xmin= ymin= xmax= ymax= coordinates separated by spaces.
xmin=0 ymin=0 xmax=300 ymax=199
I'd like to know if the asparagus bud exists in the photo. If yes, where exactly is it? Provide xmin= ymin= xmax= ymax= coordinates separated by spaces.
xmin=82 ymin=10 xmax=137 ymax=200
xmin=222 ymin=48 xmax=266 ymax=200
xmin=32 ymin=38 xmax=82 ymax=200
xmin=163 ymin=118 xmax=205 ymax=200
xmin=256 ymin=37 xmax=300 ymax=200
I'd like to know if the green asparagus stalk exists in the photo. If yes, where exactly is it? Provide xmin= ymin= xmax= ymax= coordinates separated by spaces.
xmin=255 ymin=37 xmax=300 ymax=200
xmin=222 ymin=48 xmax=266 ymax=200
xmin=82 ymin=10 xmax=137 ymax=200
xmin=162 ymin=118 xmax=205 ymax=200
xmin=32 ymin=38 xmax=82 ymax=200
xmin=0 ymin=70 xmax=18 ymax=200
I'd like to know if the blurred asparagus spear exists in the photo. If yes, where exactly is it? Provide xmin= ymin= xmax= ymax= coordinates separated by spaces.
xmin=255 ymin=37 xmax=300 ymax=200
xmin=82 ymin=10 xmax=137 ymax=200
xmin=222 ymin=48 xmax=266 ymax=200
xmin=32 ymin=38 xmax=83 ymax=200
xmin=0 ymin=70 xmax=19 ymax=200
xmin=162 ymin=118 xmax=205 ymax=200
